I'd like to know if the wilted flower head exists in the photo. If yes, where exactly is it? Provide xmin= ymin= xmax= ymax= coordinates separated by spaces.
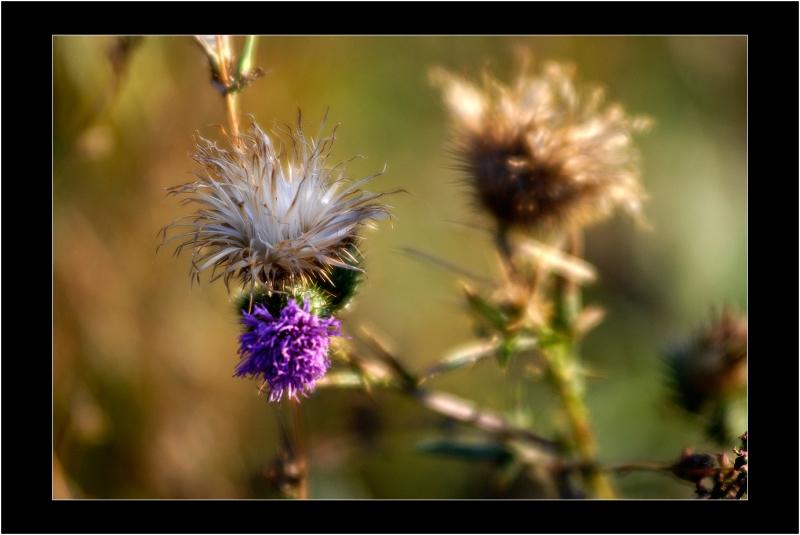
xmin=161 ymin=116 xmax=390 ymax=292
xmin=431 ymin=59 xmax=651 ymax=230
xmin=236 ymin=299 xmax=341 ymax=402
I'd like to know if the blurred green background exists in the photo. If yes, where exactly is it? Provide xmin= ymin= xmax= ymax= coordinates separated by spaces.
xmin=54 ymin=36 xmax=746 ymax=499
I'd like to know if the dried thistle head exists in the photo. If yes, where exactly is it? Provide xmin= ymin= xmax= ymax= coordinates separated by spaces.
xmin=667 ymin=307 xmax=748 ymax=415
xmin=160 ymin=116 xmax=391 ymax=293
xmin=431 ymin=59 xmax=652 ymax=231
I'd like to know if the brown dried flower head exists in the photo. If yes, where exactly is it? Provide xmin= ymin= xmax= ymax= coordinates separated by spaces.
xmin=667 ymin=307 xmax=747 ymax=414
xmin=431 ymin=59 xmax=652 ymax=230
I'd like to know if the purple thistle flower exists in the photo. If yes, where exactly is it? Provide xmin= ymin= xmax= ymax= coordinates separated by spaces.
xmin=236 ymin=299 xmax=341 ymax=402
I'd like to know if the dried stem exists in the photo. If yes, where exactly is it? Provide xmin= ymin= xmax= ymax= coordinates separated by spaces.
xmin=215 ymin=35 xmax=240 ymax=140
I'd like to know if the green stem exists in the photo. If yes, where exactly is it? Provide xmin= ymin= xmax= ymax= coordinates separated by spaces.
xmin=554 ymin=230 xmax=582 ymax=331
xmin=546 ymin=228 xmax=615 ymax=499
xmin=237 ymin=35 xmax=258 ymax=80
xmin=545 ymin=344 xmax=615 ymax=498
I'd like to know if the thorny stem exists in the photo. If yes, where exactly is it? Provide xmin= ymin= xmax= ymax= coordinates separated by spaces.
xmin=544 ymin=345 xmax=615 ymax=498
xmin=546 ymin=228 xmax=615 ymax=499
xmin=215 ymin=35 xmax=240 ymax=140
xmin=493 ymin=225 xmax=614 ymax=497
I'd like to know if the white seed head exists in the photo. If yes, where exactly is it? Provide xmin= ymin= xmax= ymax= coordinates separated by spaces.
xmin=161 ymin=118 xmax=391 ymax=292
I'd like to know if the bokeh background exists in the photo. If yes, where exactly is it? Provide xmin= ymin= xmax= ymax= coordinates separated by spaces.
xmin=54 ymin=36 xmax=746 ymax=499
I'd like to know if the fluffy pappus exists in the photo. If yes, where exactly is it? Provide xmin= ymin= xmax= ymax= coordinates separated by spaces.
xmin=160 ymin=116 xmax=391 ymax=293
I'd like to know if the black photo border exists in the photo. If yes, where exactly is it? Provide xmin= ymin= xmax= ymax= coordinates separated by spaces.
xmin=3 ymin=1 xmax=797 ymax=533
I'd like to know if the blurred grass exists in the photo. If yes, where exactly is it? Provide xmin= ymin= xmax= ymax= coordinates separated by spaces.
xmin=53 ymin=36 xmax=746 ymax=498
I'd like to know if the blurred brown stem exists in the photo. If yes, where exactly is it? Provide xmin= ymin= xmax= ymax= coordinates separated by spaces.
xmin=291 ymin=400 xmax=309 ymax=499
xmin=556 ymin=459 xmax=670 ymax=476
xmin=607 ymin=461 xmax=670 ymax=474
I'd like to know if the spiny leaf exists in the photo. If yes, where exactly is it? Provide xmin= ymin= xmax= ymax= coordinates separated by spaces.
xmin=462 ymin=283 xmax=508 ymax=332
